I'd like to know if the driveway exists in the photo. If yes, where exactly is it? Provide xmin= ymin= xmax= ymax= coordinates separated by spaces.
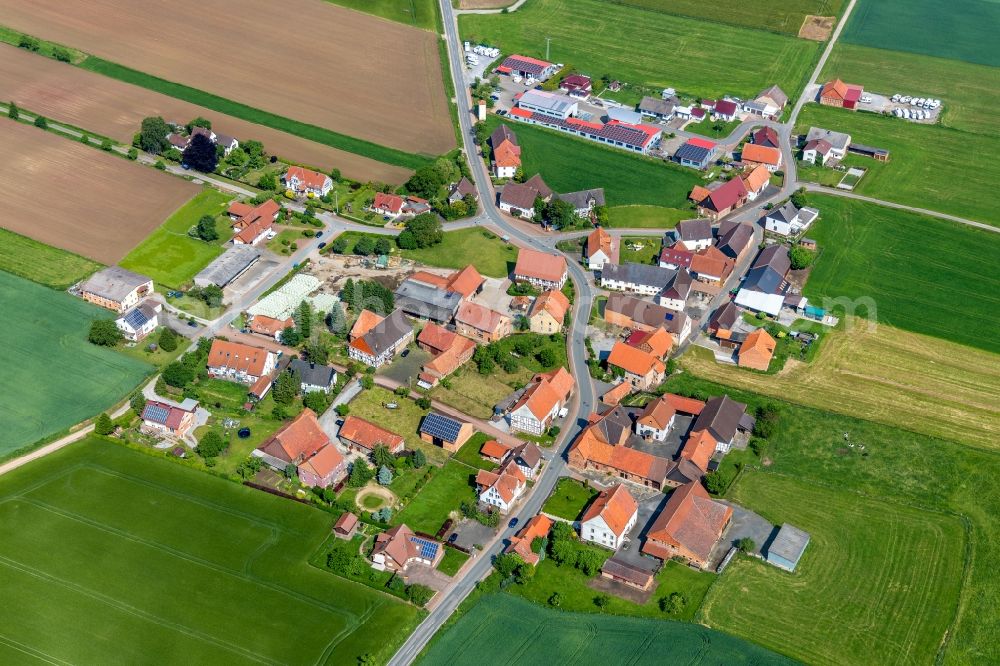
xmin=378 ymin=346 xmax=432 ymax=385
xmin=402 ymin=563 xmax=452 ymax=592
xmin=610 ymin=491 xmax=667 ymax=572
xmin=447 ymin=519 xmax=495 ymax=551
xmin=318 ymin=379 xmax=362 ymax=441
xmin=708 ymin=501 xmax=776 ymax=569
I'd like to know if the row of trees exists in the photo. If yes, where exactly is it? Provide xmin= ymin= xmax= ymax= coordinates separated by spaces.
xmin=341 ymin=278 xmax=394 ymax=315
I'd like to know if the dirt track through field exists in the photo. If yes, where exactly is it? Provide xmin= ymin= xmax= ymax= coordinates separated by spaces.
xmin=0 ymin=0 xmax=455 ymax=156
xmin=0 ymin=121 xmax=198 ymax=265
xmin=0 ymin=45 xmax=411 ymax=184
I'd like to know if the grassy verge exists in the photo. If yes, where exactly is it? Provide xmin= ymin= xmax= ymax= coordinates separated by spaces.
xmin=437 ymin=546 xmax=471 ymax=576
xmin=541 ymin=477 xmax=598 ymax=521
xmin=0 ymin=228 xmax=101 ymax=289
xmin=321 ymin=0 xmax=439 ymax=31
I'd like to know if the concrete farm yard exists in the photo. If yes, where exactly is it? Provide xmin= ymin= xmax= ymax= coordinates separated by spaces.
xmin=0 ymin=0 xmax=455 ymax=158
xmin=0 ymin=440 xmax=421 ymax=664
xmin=0 ymin=120 xmax=198 ymax=265
xmin=0 ymin=43 xmax=411 ymax=183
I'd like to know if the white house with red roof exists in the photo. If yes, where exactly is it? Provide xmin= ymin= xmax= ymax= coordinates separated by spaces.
xmin=475 ymin=459 xmax=527 ymax=514
xmin=711 ymin=99 xmax=740 ymax=121
xmin=513 ymin=247 xmax=567 ymax=290
xmin=283 ymin=166 xmax=333 ymax=197
xmin=140 ymin=398 xmax=198 ymax=440
xmin=253 ymin=408 xmax=346 ymax=488
xmin=579 ymin=484 xmax=638 ymax=550
xmin=368 ymin=192 xmax=431 ymax=220
xmin=508 ymin=367 xmax=574 ymax=435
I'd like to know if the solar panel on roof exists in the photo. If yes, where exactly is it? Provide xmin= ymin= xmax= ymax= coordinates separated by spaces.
xmin=664 ymin=312 xmax=674 ymax=321
xmin=420 ymin=413 xmax=463 ymax=442
xmin=122 ymin=308 xmax=149 ymax=329
xmin=411 ymin=537 xmax=439 ymax=560
xmin=143 ymin=404 xmax=170 ymax=424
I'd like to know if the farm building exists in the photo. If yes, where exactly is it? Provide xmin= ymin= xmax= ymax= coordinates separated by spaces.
xmin=79 ymin=266 xmax=154 ymax=313
xmin=603 ymin=293 xmax=692 ymax=343
xmin=455 ymin=301 xmax=512 ymax=343
xmin=338 ymin=415 xmax=404 ymax=454
xmin=696 ymin=178 xmax=749 ymax=220
xmin=507 ymin=108 xmax=662 ymax=155
xmin=513 ymin=247 xmax=567 ymax=290
xmin=515 ymin=90 xmax=579 ymax=121
xmin=766 ymin=523 xmax=810 ymax=571
xmin=253 ymin=408 xmax=346 ymax=489
xmin=641 ymin=481 xmax=732 ymax=568
xmin=333 ymin=513 xmax=359 ymax=539
xmin=496 ymin=54 xmax=557 ymax=80
xmin=419 ymin=412 xmax=474 ymax=452
xmin=601 ymin=557 xmax=654 ymax=591
xmin=819 ymin=79 xmax=863 ymax=110
xmin=848 ymin=143 xmax=891 ymax=162
xmin=394 ymin=277 xmax=462 ymax=323
xmin=347 ymin=308 xmax=413 ymax=368
xmin=194 ymin=246 xmax=262 ymax=288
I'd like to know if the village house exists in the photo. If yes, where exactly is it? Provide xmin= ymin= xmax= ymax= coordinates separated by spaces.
xmin=579 ymin=484 xmax=638 ymax=550
xmin=735 ymin=245 xmax=791 ymax=316
xmin=228 ymin=199 xmax=280 ymax=233
xmin=607 ymin=341 xmax=665 ymax=390
xmin=751 ymin=126 xmax=780 ymax=148
xmin=498 ymin=174 xmax=552 ymax=218
xmin=819 ymin=78 xmax=863 ymax=110
xmin=716 ymin=220 xmax=756 ymax=262
xmin=416 ymin=322 xmax=476 ymax=388
xmin=600 ymin=262 xmax=676 ymax=296
xmin=347 ymin=309 xmax=413 ymax=368
xmin=558 ymin=74 xmax=592 ymax=98
xmin=419 ymin=412 xmax=474 ymax=452
xmin=674 ymin=137 xmax=717 ymax=169
xmin=691 ymin=395 xmax=754 ymax=453
xmin=635 ymin=394 xmax=676 ymax=442
xmin=283 ymin=166 xmax=333 ymax=197
xmin=368 ymin=192 xmax=431 ymax=220
xmin=287 ymin=358 xmax=337 ymax=393
xmin=232 ymin=216 xmax=273 ymax=246
xmin=641 ymin=481 xmax=732 ymax=568
xmin=338 ymin=415 xmax=405 ymax=454
xmin=740 ymin=143 xmax=783 ymax=172
xmin=140 ymin=399 xmax=197 ymax=440
xmin=708 ymin=301 xmax=741 ymax=342
xmin=475 ymin=459 xmax=527 ymax=514
xmin=585 ymin=227 xmax=619 ymax=270
xmin=624 ymin=326 xmax=674 ymax=358
xmin=675 ymin=219 xmax=713 ymax=251
xmin=742 ymin=163 xmax=771 ymax=201
xmin=763 ymin=202 xmax=819 ymax=236
xmin=248 ymin=315 xmax=294 ymax=341
xmin=513 ymin=247 xmax=568 ymax=290
xmin=657 ymin=269 xmax=693 ymax=312
xmin=557 ymin=188 xmax=605 ymax=219
xmin=689 ymin=246 xmax=734 ymax=287
xmin=497 ymin=54 xmax=558 ymax=80
xmin=372 ymin=524 xmax=443 ymax=572
xmin=490 ymin=125 xmax=522 ymax=179
xmin=659 ymin=243 xmax=694 ymax=270
xmin=803 ymin=127 xmax=851 ymax=164
xmin=604 ymin=293 xmax=692 ymax=344
xmin=115 ymin=301 xmax=160 ymax=341
xmin=507 ymin=367 xmax=574 ymax=435
xmin=567 ymin=406 xmax=669 ymax=490
xmin=79 ymin=266 xmax=154 ymax=313
xmin=738 ymin=328 xmax=777 ymax=371
xmin=253 ymin=409 xmax=346 ymax=488
xmin=455 ymin=301 xmax=512 ymax=343
xmin=528 ymin=290 xmax=570 ymax=334
xmin=753 ymin=85 xmax=788 ymax=117
xmin=505 ymin=514 xmax=553 ymax=565
xmin=696 ymin=178 xmax=748 ymax=220
xmin=207 ymin=339 xmax=278 ymax=385
xmin=638 ymin=95 xmax=677 ymax=121
xmin=511 ymin=441 xmax=543 ymax=478
xmin=448 ymin=177 xmax=478 ymax=204
xmin=711 ymin=99 xmax=739 ymax=122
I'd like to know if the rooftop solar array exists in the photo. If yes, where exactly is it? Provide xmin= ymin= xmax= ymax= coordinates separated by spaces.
xmin=420 ymin=412 xmax=463 ymax=443
xmin=410 ymin=536 xmax=440 ymax=560
xmin=122 ymin=307 xmax=151 ymax=329
xmin=142 ymin=403 xmax=171 ymax=425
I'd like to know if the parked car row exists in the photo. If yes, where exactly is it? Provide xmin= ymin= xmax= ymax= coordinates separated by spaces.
xmin=891 ymin=94 xmax=941 ymax=109
xmin=894 ymin=107 xmax=933 ymax=120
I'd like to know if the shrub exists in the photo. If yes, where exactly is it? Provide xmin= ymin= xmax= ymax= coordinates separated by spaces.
xmin=197 ymin=431 xmax=228 ymax=459
xmin=18 ymin=35 xmax=40 ymax=51
xmin=127 ymin=147 xmax=138 ymax=160
xmin=406 ymin=584 xmax=435 ymax=607
xmin=158 ymin=327 xmax=178 ymax=352
xmin=100 ymin=138 xmax=113 ymax=151
xmin=94 ymin=413 xmax=115 ymax=436
xmin=33 ymin=115 xmax=48 ymax=129
xmin=88 ymin=319 xmax=122 ymax=347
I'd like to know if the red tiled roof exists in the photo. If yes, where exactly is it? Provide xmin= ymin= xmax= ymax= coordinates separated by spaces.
xmin=586 ymin=227 xmax=617 ymax=262
xmin=704 ymin=177 xmax=748 ymax=212
xmin=512 ymin=367 xmax=573 ymax=420
xmin=208 ymin=339 xmax=273 ymax=376
xmin=529 ymin=290 xmax=570 ymax=323
xmin=456 ymin=301 xmax=508 ymax=334
xmin=418 ymin=322 xmax=458 ymax=353
xmin=349 ymin=310 xmax=383 ymax=340
xmin=249 ymin=315 xmax=293 ymax=337
xmin=446 ymin=265 xmax=484 ymax=298
xmin=607 ymin=341 xmax=664 ymax=378
xmin=514 ymin=248 xmax=566 ymax=284
xmin=259 ymin=408 xmax=329 ymax=464
xmin=680 ymin=429 xmax=716 ymax=472
xmin=601 ymin=381 xmax=633 ymax=406
xmin=637 ymin=395 xmax=676 ymax=430
xmin=285 ymin=166 xmax=329 ymax=191
xmin=644 ymin=481 xmax=731 ymax=562
xmin=339 ymin=415 xmax=404 ymax=452
xmin=742 ymin=164 xmax=770 ymax=193
xmin=687 ymin=137 xmax=716 ymax=150
xmin=714 ymin=100 xmax=738 ymax=116
xmin=481 ymin=439 xmax=513 ymax=459
xmin=373 ymin=192 xmax=405 ymax=215
xmin=741 ymin=143 xmax=781 ymax=166
xmin=580 ymin=484 xmax=637 ymax=537
xmin=298 ymin=442 xmax=345 ymax=479
xmin=664 ymin=393 xmax=705 ymax=415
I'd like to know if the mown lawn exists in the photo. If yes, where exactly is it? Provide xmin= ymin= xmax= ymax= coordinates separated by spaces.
xmin=321 ymin=0 xmax=438 ymax=31
xmin=0 ymin=228 xmax=102 ymax=289
xmin=605 ymin=205 xmax=692 ymax=229
xmin=483 ymin=116 xmax=700 ymax=216
xmin=799 ymin=194 xmax=1000 ymax=351
xmin=119 ymin=188 xmax=233 ymax=289
xmin=0 ymin=438 xmax=422 ymax=664
xmin=794 ymin=105 xmax=1000 ymax=225
xmin=451 ymin=432 xmax=500 ymax=471
xmin=437 ymin=546 xmax=470 ymax=576
xmin=609 ymin=0 xmax=844 ymax=35
xmin=665 ymin=373 xmax=1000 ymax=665
xmin=541 ymin=477 xmax=597 ymax=521
xmin=821 ymin=42 xmax=1000 ymax=138
xmin=460 ymin=0 xmax=820 ymax=99
xmin=618 ymin=236 xmax=662 ymax=265
xmin=700 ymin=472 xmax=964 ymax=666
xmin=392 ymin=460 xmax=478 ymax=534
xmin=430 ymin=364 xmax=531 ymax=420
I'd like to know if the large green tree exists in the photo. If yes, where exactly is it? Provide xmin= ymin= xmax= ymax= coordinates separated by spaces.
xmin=138 ymin=116 xmax=171 ymax=154
xmin=88 ymin=319 xmax=122 ymax=347
xmin=182 ymin=133 xmax=218 ymax=173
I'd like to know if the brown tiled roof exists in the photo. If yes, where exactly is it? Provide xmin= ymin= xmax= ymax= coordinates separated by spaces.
xmin=739 ymin=328 xmax=776 ymax=370
xmin=680 ymin=429 xmax=716 ymax=472
xmin=742 ymin=164 xmax=771 ymax=193
xmin=514 ymin=248 xmax=566 ymax=284
xmin=692 ymin=395 xmax=747 ymax=444
xmin=446 ymin=265 xmax=485 ymax=298
xmin=207 ymin=339 xmax=273 ymax=376
xmin=249 ymin=315 xmax=293 ymax=337
xmin=586 ymin=227 xmax=618 ymax=262
xmin=664 ymin=393 xmax=706 ymax=415
xmin=601 ymin=381 xmax=633 ymax=406
xmin=569 ymin=422 xmax=668 ymax=485
xmin=298 ymin=442 xmax=345 ymax=479
xmin=690 ymin=246 xmax=734 ymax=279
xmin=529 ymin=290 xmax=570 ymax=323
xmin=637 ymin=395 xmax=676 ymax=430
xmin=339 ymin=415 xmax=404 ymax=451
xmin=259 ymin=408 xmax=329 ymax=464
xmin=456 ymin=301 xmax=508 ymax=334
xmin=580 ymin=484 xmax=637 ymax=538
xmin=607 ymin=341 xmax=664 ymax=377
xmin=644 ymin=481 xmax=731 ymax=562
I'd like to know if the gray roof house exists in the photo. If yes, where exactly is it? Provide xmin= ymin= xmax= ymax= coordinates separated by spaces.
xmin=394 ymin=278 xmax=462 ymax=323
xmin=691 ymin=395 xmax=752 ymax=450
xmin=716 ymin=222 xmax=755 ymax=260
xmin=767 ymin=523 xmax=810 ymax=571
xmin=676 ymin=219 xmax=714 ymax=245
xmin=638 ymin=95 xmax=678 ymax=119
xmin=288 ymin=358 xmax=337 ymax=393
xmin=557 ymin=188 xmax=605 ymax=217
xmin=600 ymin=263 xmax=678 ymax=294
xmin=751 ymin=245 xmax=792 ymax=276
xmin=805 ymin=127 xmax=851 ymax=153
xmin=757 ymin=84 xmax=788 ymax=108
xmin=349 ymin=308 xmax=414 ymax=368
xmin=448 ymin=177 xmax=478 ymax=203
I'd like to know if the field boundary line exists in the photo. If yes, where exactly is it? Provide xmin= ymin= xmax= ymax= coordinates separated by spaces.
xmin=0 ymin=553 xmax=279 ymax=665
xmin=0 ymin=634 xmax=72 ymax=666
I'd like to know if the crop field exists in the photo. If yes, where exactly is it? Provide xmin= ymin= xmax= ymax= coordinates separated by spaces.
xmin=484 ymin=117 xmax=700 ymax=222
xmin=0 ymin=44 xmax=411 ymax=183
xmin=794 ymin=106 xmax=1000 ymax=225
xmin=799 ymin=195 xmax=1000 ymax=350
xmin=700 ymin=473 xmax=964 ymax=665
xmin=460 ymin=0 xmax=820 ymax=99
xmin=0 ymin=120 xmax=197 ymax=264
xmin=821 ymin=43 xmax=1000 ymax=138
xmin=119 ymin=189 xmax=233 ymax=289
xmin=0 ymin=228 xmax=101 ymax=290
xmin=0 ymin=272 xmax=150 ymax=458
xmin=606 ymin=0 xmax=844 ymax=36
xmin=0 ymin=0 xmax=455 ymax=159
xmin=841 ymin=0 xmax=1000 ymax=67
xmin=323 ymin=0 xmax=438 ymax=31
xmin=420 ymin=593 xmax=795 ymax=665
xmin=0 ymin=438 xmax=422 ymax=663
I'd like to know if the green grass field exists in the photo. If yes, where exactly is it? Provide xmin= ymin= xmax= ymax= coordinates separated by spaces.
xmin=607 ymin=0 xmax=843 ymax=35
xmin=618 ymin=236 xmax=662 ymax=264
xmin=664 ymin=373 xmax=1000 ymax=664
xmin=799 ymin=194 xmax=1000 ymax=353
xmin=841 ymin=0 xmax=1000 ymax=67
xmin=460 ymin=0 xmax=820 ymax=99
xmin=484 ymin=117 xmax=700 ymax=220
xmin=392 ymin=461 xmax=477 ymax=535
xmin=437 ymin=547 xmax=470 ymax=576
xmin=541 ymin=477 xmax=597 ymax=520
xmin=120 ymin=188 xmax=231 ymax=289
xmin=0 ymin=438 xmax=422 ymax=664
xmin=419 ymin=593 xmax=795 ymax=665
xmin=322 ymin=0 xmax=438 ymax=31
xmin=0 ymin=272 xmax=150 ymax=459
xmin=794 ymin=105 xmax=1000 ymax=224
xmin=822 ymin=43 xmax=1000 ymax=138
xmin=700 ymin=473 xmax=964 ymax=665
xmin=77 ymin=57 xmax=430 ymax=169
xmin=0 ymin=227 xmax=101 ymax=289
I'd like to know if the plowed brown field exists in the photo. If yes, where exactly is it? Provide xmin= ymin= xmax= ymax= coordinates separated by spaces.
xmin=0 ymin=45 xmax=411 ymax=184
xmin=0 ymin=121 xmax=197 ymax=264
xmin=0 ymin=0 xmax=455 ymax=156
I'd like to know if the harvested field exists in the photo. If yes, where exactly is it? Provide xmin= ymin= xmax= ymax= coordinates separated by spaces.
xmin=0 ymin=0 xmax=455 ymax=157
xmin=0 ymin=121 xmax=197 ymax=265
xmin=798 ymin=15 xmax=834 ymax=40
xmin=0 ymin=44 xmax=411 ymax=183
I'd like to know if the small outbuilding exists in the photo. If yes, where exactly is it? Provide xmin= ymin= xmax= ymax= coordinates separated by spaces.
xmin=766 ymin=523 xmax=810 ymax=572
xmin=333 ymin=512 xmax=359 ymax=539
xmin=419 ymin=412 xmax=474 ymax=452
